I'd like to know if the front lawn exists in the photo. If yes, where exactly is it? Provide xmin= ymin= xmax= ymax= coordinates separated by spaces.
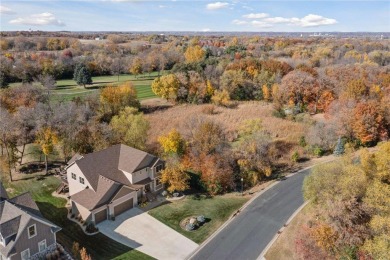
xmin=148 ymin=194 xmax=249 ymax=244
xmin=3 ymin=177 xmax=152 ymax=260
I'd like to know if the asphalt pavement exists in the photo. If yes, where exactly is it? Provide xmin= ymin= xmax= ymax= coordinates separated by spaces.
xmin=189 ymin=168 xmax=312 ymax=260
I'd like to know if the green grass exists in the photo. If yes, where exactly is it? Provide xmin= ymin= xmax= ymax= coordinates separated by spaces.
xmin=148 ymin=195 xmax=249 ymax=244
xmin=9 ymin=72 xmax=162 ymax=103
xmin=3 ymin=177 xmax=152 ymax=260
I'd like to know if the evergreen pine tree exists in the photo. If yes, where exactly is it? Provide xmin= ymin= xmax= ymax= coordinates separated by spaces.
xmin=334 ymin=137 xmax=345 ymax=156
xmin=73 ymin=63 xmax=92 ymax=88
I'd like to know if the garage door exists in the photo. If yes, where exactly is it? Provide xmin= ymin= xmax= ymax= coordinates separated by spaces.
xmin=114 ymin=198 xmax=133 ymax=216
xmin=94 ymin=208 xmax=107 ymax=224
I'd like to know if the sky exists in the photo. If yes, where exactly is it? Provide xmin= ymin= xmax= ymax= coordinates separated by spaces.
xmin=0 ymin=0 xmax=389 ymax=32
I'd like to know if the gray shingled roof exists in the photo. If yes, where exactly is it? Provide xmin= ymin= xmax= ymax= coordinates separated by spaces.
xmin=7 ymin=192 xmax=43 ymax=218
xmin=0 ymin=181 xmax=8 ymax=201
xmin=0 ymin=216 xmax=21 ymax=238
xmin=0 ymin=193 xmax=61 ymax=258
xmin=72 ymin=144 xmax=161 ymax=190
xmin=71 ymin=176 xmax=126 ymax=210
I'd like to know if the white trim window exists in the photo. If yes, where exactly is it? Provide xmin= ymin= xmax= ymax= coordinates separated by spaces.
xmin=38 ymin=239 xmax=47 ymax=252
xmin=71 ymin=173 xmax=76 ymax=180
xmin=28 ymin=224 xmax=37 ymax=239
xmin=79 ymin=177 xmax=85 ymax=184
xmin=21 ymin=249 xmax=30 ymax=260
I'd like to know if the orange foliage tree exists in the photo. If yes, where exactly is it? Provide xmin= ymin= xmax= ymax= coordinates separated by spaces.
xmin=353 ymin=101 xmax=388 ymax=145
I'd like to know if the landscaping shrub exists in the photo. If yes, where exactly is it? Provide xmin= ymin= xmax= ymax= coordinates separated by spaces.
xmin=86 ymin=223 xmax=99 ymax=233
xmin=197 ymin=215 xmax=205 ymax=223
xmin=185 ymin=223 xmax=195 ymax=231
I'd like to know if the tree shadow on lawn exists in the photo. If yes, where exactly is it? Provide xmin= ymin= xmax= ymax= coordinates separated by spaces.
xmin=37 ymin=202 xmax=139 ymax=260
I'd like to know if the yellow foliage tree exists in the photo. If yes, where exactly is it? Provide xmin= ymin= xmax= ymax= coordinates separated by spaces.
xmin=158 ymin=129 xmax=186 ymax=156
xmin=311 ymin=224 xmax=338 ymax=252
xmin=35 ymin=127 xmax=59 ymax=174
xmin=206 ymin=80 xmax=215 ymax=98
xmin=184 ymin=45 xmax=205 ymax=63
xmin=151 ymin=74 xmax=181 ymax=101
xmin=80 ymin=247 xmax=92 ymax=260
xmin=129 ymin=57 xmax=142 ymax=78
xmin=160 ymin=163 xmax=190 ymax=193
xmin=211 ymin=89 xmax=231 ymax=107
xmin=99 ymin=82 xmax=140 ymax=121
xmin=262 ymin=85 xmax=271 ymax=101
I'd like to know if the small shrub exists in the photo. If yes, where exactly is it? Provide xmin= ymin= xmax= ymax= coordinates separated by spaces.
xmin=86 ymin=223 xmax=98 ymax=233
xmin=70 ymin=214 xmax=75 ymax=218
xmin=299 ymin=136 xmax=307 ymax=147
xmin=291 ymin=151 xmax=299 ymax=162
xmin=313 ymin=146 xmax=324 ymax=157
xmin=185 ymin=223 xmax=195 ymax=231
xmin=272 ymin=109 xmax=286 ymax=118
xmin=197 ymin=215 xmax=205 ymax=223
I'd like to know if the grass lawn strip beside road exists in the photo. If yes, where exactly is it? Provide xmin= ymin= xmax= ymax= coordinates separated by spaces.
xmin=264 ymin=204 xmax=312 ymax=260
xmin=3 ymin=177 xmax=152 ymax=260
xmin=148 ymin=194 xmax=249 ymax=244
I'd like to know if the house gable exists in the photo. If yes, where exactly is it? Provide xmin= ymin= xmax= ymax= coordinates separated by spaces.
xmin=12 ymin=218 xmax=56 ymax=259
xmin=67 ymin=163 xmax=94 ymax=196
xmin=110 ymin=186 xmax=135 ymax=202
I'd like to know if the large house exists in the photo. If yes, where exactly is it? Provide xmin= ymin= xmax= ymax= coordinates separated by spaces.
xmin=66 ymin=144 xmax=164 ymax=225
xmin=0 ymin=182 xmax=61 ymax=260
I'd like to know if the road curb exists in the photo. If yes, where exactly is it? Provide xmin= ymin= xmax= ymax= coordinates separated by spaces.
xmin=186 ymin=180 xmax=279 ymax=260
xmin=257 ymin=201 xmax=310 ymax=260
xmin=186 ymin=157 xmax=336 ymax=260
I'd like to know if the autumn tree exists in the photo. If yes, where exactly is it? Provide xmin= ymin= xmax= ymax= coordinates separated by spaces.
xmin=80 ymin=247 xmax=92 ymax=260
xmin=184 ymin=45 xmax=206 ymax=63
xmin=110 ymin=107 xmax=149 ymax=150
xmin=158 ymin=129 xmax=186 ymax=156
xmin=190 ymin=120 xmax=225 ymax=155
xmin=211 ymin=89 xmax=231 ymax=107
xmin=99 ymin=82 xmax=140 ymax=122
xmin=35 ymin=127 xmax=59 ymax=174
xmin=352 ymin=101 xmax=388 ymax=145
xmin=235 ymin=129 xmax=272 ymax=186
xmin=160 ymin=160 xmax=190 ymax=193
xmin=199 ymin=153 xmax=235 ymax=195
xmin=129 ymin=57 xmax=142 ymax=78
xmin=151 ymin=74 xmax=181 ymax=101
xmin=344 ymin=79 xmax=368 ymax=100
xmin=280 ymin=70 xmax=319 ymax=112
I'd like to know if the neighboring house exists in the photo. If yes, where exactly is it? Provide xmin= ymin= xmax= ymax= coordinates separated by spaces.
xmin=66 ymin=144 xmax=164 ymax=225
xmin=0 ymin=184 xmax=61 ymax=260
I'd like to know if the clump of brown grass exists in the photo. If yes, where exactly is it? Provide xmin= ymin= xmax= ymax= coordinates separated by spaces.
xmin=201 ymin=104 xmax=218 ymax=115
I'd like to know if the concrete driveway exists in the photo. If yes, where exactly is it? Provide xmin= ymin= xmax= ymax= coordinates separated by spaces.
xmin=97 ymin=208 xmax=198 ymax=260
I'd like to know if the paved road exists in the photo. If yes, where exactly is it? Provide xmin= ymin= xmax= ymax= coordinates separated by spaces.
xmin=189 ymin=168 xmax=312 ymax=260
